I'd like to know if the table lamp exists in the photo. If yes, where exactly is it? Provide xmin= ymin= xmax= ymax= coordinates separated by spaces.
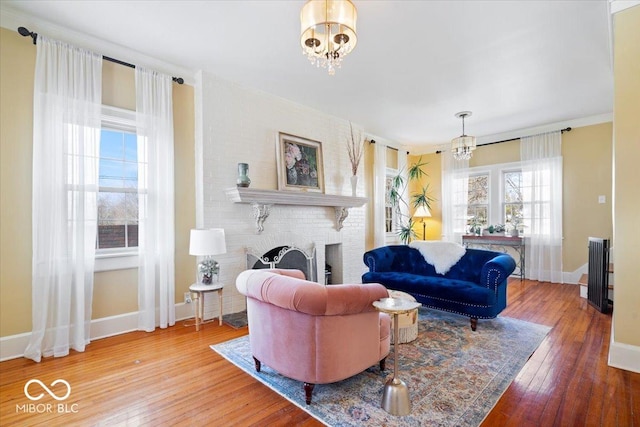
xmin=413 ymin=205 xmax=431 ymax=240
xmin=189 ymin=228 xmax=227 ymax=285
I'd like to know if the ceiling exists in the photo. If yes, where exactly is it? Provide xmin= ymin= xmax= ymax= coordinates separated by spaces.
xmin=1 ymin=1 xmax=614 ymax=151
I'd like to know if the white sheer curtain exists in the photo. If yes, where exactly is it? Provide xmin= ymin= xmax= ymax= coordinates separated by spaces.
xmin=521 ymin=131 xmax=563 ymax=283
xmin=441 ymin=148 xmax=469 ymax=243
xmin=25 ymin=37 xmax=102 ymax=362
xmin=136 ymin=67 xmax=176 ymax=331
xmin=397 ymin=149 xmax=409 ymax=228
xmin=373 ymin=142 xmax=387 ymax=248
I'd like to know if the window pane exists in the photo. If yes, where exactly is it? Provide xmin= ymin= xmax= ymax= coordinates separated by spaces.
xmin=504 ymin=171 xmax=522 ymax=203
xmin=97 ymin=221 xmax=126 ymax=249
xmin=468 ymin=175 xmax=488 ymax=204
xmin=98 ymin=125 xmax=138 ymax=250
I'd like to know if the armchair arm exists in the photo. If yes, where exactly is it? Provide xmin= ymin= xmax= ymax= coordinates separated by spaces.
xmin=236 ymin=269 xmax=389 ymax=316
xmin=480 ymin=254 xmax=516 ymax=291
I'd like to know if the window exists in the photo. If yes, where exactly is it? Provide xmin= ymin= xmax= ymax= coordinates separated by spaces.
xmin=467 ymin=174 xmax=489 ymax=229
xmin=455 ymin=162 xmax=527 ymax=235
xmin=95 ymin=106 xmax=140 ymax=271
xmin=97 ymin=128 xmax=138 ymax=250
xmin=503 ymin=170 xmax=523 ymax=228
xmin=385 ymin=174 xmax=396 ymax=234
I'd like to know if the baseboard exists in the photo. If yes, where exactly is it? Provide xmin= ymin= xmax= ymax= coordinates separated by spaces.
xmin=609 ymin=340 xmax=640 ymax=373
xmin=564 ymin=263 xmax=588 ymax=285
xmin=0 ymin=302 xmax=195 ymax=362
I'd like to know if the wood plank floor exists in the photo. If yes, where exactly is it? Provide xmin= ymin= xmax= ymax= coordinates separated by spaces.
xmin=1 ymin=280 xmax=638 ymax=426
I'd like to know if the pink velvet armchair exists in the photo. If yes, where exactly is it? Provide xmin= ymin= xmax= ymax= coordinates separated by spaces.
xmin=236 ymin=269 xmax=391 ymax=404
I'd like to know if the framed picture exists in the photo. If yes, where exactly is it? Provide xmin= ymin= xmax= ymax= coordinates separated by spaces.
xmin=276 ymin=132 xmax=324 ymax=193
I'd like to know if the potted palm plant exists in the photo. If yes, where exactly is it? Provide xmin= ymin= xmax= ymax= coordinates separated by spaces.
xmin=388 ymin=156 xmax=434 ymax=244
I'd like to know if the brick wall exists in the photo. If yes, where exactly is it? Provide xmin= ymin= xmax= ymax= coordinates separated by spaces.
xmin=195 ymin=71 xmax=370 ymax=318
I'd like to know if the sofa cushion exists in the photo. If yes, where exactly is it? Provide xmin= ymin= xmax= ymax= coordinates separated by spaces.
xmin=362 ymin=272 xmax=496 ymax=307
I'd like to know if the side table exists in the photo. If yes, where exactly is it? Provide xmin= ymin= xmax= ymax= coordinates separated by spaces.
xmin=189 ymin=283 xmax=224 ymax=331
xmin=373 ymin=297 xmax=422 ymax=416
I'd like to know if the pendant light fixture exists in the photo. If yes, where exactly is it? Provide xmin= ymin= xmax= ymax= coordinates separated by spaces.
xmin=300 ymin=0 xmax=358 ymax=75
xmin=451 ymin=111 xmax=477 ymax=161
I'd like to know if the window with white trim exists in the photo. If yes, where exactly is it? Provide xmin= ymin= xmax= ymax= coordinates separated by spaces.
xmin=385 ymin=173 xmax=396 ymax=234
xmin=453 ymin=162 xmax=528 ymax=234
xmin=467 ymin=173 xmax=489 ymax=229
xmin=503 ymin=170 xmax=523 ymax=230
xmin=95 ymin=107 xmax=140 ymax=271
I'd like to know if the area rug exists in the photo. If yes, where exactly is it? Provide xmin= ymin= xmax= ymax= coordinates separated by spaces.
xmin=211 ymin=308 xmax=550 ymax=426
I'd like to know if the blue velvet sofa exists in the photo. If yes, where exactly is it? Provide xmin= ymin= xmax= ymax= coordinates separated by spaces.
xmin=362 ymin=245 xmax=516 ymax=330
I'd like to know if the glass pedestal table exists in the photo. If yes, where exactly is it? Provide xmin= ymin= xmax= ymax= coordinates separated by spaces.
xmin=373 ymin=297 xmax=422 ymax=416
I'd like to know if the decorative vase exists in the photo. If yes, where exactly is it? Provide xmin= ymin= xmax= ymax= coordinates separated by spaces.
xmin=350 ymin=175 xmax=358 ymax=197
xmin=511 ymin=228 xmax=519 ymax=237
xmin=236 ymin=163 xmax=251 ymax=188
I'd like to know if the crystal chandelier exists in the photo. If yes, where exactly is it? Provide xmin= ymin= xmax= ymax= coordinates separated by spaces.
xmin=451 ymin=111 xmax=477 ymax=161
xmin=300 ymin=0 xmax=358 ymax=75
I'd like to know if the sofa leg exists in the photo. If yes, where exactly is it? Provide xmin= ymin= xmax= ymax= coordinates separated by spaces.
xmin=253 ymin=356 xmax=261 ymax=372
xmin=380 ymin=357 xmax=386 ymax=371
xmin=303 ymin=383 xmax=315 ymax=404
xmin=470 ymin=318 xmax=478 ymax=331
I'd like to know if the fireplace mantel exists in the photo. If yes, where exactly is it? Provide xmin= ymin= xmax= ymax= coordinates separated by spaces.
xmin=225 ymin=187 xmax=368 ymax=233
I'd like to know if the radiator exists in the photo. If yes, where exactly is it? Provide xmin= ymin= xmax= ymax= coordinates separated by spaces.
xmin=587 ymin=237 xmax=610 ymax=313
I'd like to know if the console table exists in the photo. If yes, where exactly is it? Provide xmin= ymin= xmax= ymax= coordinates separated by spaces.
xmin=462 ymin=235 xmax=525 ymax=280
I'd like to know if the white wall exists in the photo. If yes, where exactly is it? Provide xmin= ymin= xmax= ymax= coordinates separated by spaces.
xmin=195 ymin=71 xmax=370 ymax=317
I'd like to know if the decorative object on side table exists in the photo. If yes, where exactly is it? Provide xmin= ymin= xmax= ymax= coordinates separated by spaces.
xmin=276 ymin=132 xmax=324 ymax=193
xmin=483 ymin=224 xmax=505 ymax=235
xmin=467 ymin=215 xmax=484 ymax=236
xmin=189 ymin=228 xmax=227 ymax=285
xmin=236 ymin=163 xmax=251 ymax=188
xmin=346 ymin=121 xmax=364 ymax=197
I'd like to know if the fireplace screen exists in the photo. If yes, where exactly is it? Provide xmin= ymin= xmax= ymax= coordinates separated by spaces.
xmin=247 ymin=245 xmax=316 ymax=282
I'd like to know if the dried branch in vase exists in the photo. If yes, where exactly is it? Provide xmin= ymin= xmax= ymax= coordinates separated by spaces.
xmin=346 ymin=122 xmax=364 ymax=176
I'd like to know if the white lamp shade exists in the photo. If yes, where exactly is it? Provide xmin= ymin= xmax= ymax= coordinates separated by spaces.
xmin=189 ymin=228 xmax=226 ymax=256
xmin=414 ymin=205 xmax=432 ymax=218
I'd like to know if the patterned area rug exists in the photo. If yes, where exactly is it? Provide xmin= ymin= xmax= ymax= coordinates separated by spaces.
xmin=211 ymin=308 xmax=550 ymax=426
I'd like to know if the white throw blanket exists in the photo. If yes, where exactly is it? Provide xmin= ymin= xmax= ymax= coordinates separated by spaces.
xmin=409 ymin=241 xmax=466 ymax=275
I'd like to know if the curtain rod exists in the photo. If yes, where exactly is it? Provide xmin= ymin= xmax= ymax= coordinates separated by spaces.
xmin=368 ymin=140 xmax=410 ymax=155
xmin=18 ymin=27 xmax=184 ymax=85
xmin=435 ymin=127 xmax=571 ymax=154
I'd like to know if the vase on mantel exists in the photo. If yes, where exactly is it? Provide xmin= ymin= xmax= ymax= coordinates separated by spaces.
xmin=237 ymin=163 xmax=251 ymax=188
xmin=350 ymin=175 xmax=358 ymax=197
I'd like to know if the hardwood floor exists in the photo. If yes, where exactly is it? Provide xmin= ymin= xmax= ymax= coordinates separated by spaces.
xmin=1 ymin=280 xmax=638 ymax=426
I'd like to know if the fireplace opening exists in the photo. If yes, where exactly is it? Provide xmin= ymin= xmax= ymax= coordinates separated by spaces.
xmin=247 ymin=245 xmax=317 ymax=282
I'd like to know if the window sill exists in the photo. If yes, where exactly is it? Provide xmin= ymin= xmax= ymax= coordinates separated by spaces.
xmin=95 ymin=251 xmax=138 ymax=272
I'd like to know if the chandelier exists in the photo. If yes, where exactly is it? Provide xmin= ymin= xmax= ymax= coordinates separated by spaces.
xmin=300 ymin=0 xmax=358 ymax=75
xmin=451 ymin=111 xmax=477 ymax=161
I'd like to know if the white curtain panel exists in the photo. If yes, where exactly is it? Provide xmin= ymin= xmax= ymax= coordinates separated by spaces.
xmin=25 ymin=37 xmax=102 ymax=362
xmin=521 ymin=131 xmax=563 ymax=283
xmin=373 ymin=142 xmax=387 ymax=248
xmin=136 ymin=68 xmax=176 ymax=331
xmin=441 ymin=148 xmax=469 ymax=243
xmin=398 ymin=149 xmax=409 ymax=228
